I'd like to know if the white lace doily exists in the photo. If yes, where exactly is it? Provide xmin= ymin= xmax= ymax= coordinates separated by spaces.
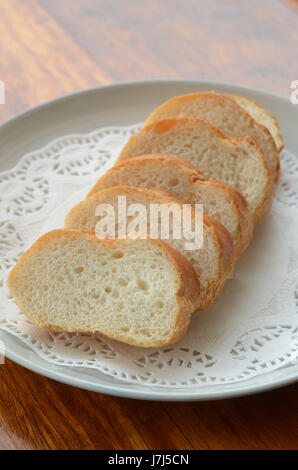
xmin=0 ymin=124 xmax=297 ymax=387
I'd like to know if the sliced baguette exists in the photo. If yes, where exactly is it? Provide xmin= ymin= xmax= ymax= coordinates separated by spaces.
xmin=87 ymin=154 xmax=253 ymax=258
xmin=227 ymin=94 xmax=284 ymax=152
xmin=117 ymin=118 xmax=272 ymax=223
xmin=144 ymin=92 xmax=280 ymax=185
xmin=8 ymin=229 xmax=200 ymax=348
xmin=65 ymin=186 xmax=235 ymax=311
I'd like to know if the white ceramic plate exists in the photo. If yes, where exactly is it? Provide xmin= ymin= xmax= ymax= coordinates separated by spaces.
xmin=1 ymin=79 xmax=298 ymax=401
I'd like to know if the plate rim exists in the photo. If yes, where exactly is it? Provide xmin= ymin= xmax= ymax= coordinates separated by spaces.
xmin=0 ymin=78 xmax=291 ymax=138
xmin=4 ymin=346 xmax=298 ymax=401
xmin=1 ymin=78 xmax=297 ymax=400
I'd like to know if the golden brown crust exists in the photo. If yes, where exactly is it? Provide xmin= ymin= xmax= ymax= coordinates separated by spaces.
xmin=8 ymin=229 xmax=200 ymax=348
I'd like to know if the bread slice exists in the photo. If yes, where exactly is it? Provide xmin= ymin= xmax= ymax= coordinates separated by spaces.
xmin=227 ymin=94 xmax=284 ymax=153
xmin=144 ymin=92 xmax=280 ymax=185
xmin=65 ymin=186 xmax=235 ymax=311
xmin=117 ymin=118 xmax=272 ymax=223
xmin=8 ymin=229 xmax=200 ymax=348
xmin=87 ymin=154 xmax=253 ymax=258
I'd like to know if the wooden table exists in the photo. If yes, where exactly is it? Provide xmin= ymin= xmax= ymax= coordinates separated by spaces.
xmin=0 ymin=0 xmax=297 ymax=450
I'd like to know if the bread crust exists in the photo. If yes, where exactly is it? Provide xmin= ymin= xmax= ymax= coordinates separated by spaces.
xmin=8 ymin=229 xmax=200 ymax=348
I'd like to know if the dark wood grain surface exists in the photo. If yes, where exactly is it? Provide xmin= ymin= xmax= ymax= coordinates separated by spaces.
xmin=0 ymin=0 xmax=297 ymax=450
